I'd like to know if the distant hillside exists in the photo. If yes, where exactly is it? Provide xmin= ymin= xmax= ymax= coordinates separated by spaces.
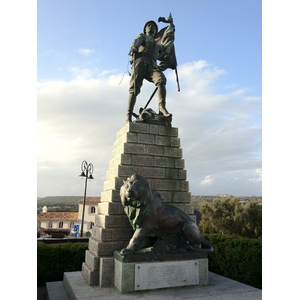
xmin=37 ymin=195 xmax=262 ymax=208
xmin=191 ymin=195 xmax=262 ymax=204
xmin=37 ymin=196 xmax=83 ymax=207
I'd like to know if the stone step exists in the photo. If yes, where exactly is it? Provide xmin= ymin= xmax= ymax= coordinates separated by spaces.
xmin=46 ymin=271 xmax=262 ymax=300
xmin=46 ymin=281 xmax=68 ymax=300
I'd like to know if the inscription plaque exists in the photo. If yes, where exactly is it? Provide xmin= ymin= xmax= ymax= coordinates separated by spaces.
xmin=135 ymin=260 xmax=199 ymax=290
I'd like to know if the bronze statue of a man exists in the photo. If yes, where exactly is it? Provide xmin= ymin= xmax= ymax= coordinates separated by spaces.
xmin=126 ymin=19 xmax=174 ymax=122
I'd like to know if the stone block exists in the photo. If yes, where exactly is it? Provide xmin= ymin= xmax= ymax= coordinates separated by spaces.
xmin=84 ymin=250 xmax=100 ymax=271
xmin=158 ymin=126 xmax=178 ymax=137
xmin=128 ymin=122 xmax=150 ymax=134
xmin=124 ymin=143 xmax=146 ymax=155
xmin=149 ymin=124 xmax=159 ymax=135
xmin=151 ymin=179 xmax=180 ymax=191
xmin=92 ymin=226 xmax=133 ymax=241
xmin=92 ymin=227 xmax=114 ymax=241
xmin=172 ymin=191 xmax=191 ymax=203
xmin=137 ymin=133 xmax=155 ymax=144
xmin=198 ymin=258 xmax=209 ymax=285
xmin=185 ymin=203 xmax=195 ymax=214
xmin=99 ymin=257 xmax=115 ymax=287
xmin=118 ymin=165 xmax=141 ymax=177
xmin=100 ymin=189 xmax=120 ymax=202
xmin=174 ymin=158 xmax=185 ymax=169
xmin=111 ymin=144 xmax=125 ymax=161
xmin=163 ymin=146 xmax=183 ymax=158
xmin=171 ymin=137 xmax=181 ymax=147
xmin=114 ymin=258 xmax=135 ymax=293
xmin=131 ymin=155 xmax=154 ymax=166
xmin=114 ymin=227 xmax=134 ymax=240
xmin=98 ymin=202 xmax=123 ymax=215
xmin=89 ymin=238 xmax=124 ymax=256
xmin=154 ymin=135 xmax=171 ymax=146
xmin=82 ymin=262 xmax=99 ymax=286
xmin=95 ymin=215 xmax=129 ymax=228
xmin=165 ymin=168 xmax=187 ymax=180
xmin=139 ymin=167 xmax=166 ymax=179
xmin=153 ymin=156 xmax=175 ymax=168
xmin=126 ymin=132 xmax=138 ymax=143
xmin=105 ymin=165 xmax=119 ymax=180
xmin=146 ymin=144 xmax=164 ymax=156
xmin=109 ymin=154 xmax=132 ymax=169
xmin=103 ymin=177 xmax=124 ymax=191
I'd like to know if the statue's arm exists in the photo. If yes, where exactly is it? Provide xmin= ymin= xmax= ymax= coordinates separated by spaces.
xmin=129 ymin=33 xmax=145 ymax=55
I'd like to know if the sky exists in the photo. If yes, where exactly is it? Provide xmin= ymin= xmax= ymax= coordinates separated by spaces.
xmin=36 ymin=0 xmax=262 ymax=197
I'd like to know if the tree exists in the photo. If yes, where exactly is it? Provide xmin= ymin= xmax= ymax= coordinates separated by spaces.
xmin=198 ymin=197 xmax=262 ymax=239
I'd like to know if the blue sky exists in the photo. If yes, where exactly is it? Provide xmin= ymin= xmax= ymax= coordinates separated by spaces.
xmin=38 ymin=0 xmax=261 ymax=96
xmin=36 ymin=0 xmax=262 ymax=197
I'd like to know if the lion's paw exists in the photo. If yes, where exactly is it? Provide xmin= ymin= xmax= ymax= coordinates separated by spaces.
xmin=120 ymin=248 xmax=135 ymax=256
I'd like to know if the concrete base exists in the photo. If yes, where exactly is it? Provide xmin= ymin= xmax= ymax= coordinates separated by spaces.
xmin=46 ymin=271 xmax=262 ymax=300
xmin=114 ymin=257 xmax=208 ymax=293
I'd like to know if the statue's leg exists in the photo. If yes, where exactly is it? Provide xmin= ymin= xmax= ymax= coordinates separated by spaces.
xmin=182 ymin=221 xmax=202 ymax=249
xmin=126 ymin=93 xmax=136 ymax=122
xmin=123 ymin=225 xmax=152 ymax=254
xmin=151 ymin=69 xmax=172 ymax=117
xmin=157 ymin=84 xmax=172 ymax=117
xmin=127 ymin=60 xmax=145 ymax=122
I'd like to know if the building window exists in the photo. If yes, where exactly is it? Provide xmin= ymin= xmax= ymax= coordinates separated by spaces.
xmin=59 ymin=221 xmax=63 ymax=228
xmin=48 ymin=221 xmax=52 ymax=228
xmin=90 ymin=206 xmax=96 ymax=214
xmin=88 ymin=222 xmax=94 ymax=230
xmin=70 ymin=222 xmax=74 ymax=229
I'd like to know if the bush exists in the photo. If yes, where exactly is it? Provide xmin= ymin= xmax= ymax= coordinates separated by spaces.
xmin=199 ymin=198 xmax=262 ymax=238
xmin=203 ymin=234 xmax=262 ymax=289
xmin=37 ymin=242 xmax=88 ymax=286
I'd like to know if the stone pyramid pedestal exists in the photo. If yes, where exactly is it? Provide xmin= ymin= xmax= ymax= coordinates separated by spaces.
xmin=82 ymin=122 xmax=195 ymax=287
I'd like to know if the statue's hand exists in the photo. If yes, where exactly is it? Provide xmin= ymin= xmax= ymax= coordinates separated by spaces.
xmin=129 ymin=46 xmax=137 ymax=56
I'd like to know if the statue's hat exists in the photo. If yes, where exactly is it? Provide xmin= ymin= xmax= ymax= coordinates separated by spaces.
xmin=143 ymin=20 xmax=158 ymax=35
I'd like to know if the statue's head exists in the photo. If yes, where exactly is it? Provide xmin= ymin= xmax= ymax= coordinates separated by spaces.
xmin=143 ymin=20 xmax=158 ymax=36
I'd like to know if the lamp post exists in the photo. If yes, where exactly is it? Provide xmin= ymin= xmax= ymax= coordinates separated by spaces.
xmin=79 ymin=160 xmax=94 ymax=237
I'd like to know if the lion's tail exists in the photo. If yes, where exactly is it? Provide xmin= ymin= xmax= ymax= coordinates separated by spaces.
xmin=186 ymin=237 xmax=214 ymax=253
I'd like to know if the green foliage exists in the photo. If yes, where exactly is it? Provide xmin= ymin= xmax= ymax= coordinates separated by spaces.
xmin=199 ymin=197 xmax=262 ymax=239
xmin=191 ymin=195 xmax=262 ymax=205
xmin=37 ymin=242 xmax=88 ymax=286
xmin=37 ymin=196 xmax=82 ymax=213
xmin=204 ymin=234 xmax=262 ymax=289
xmin=37 ymin=196 xmax=82 ymax=207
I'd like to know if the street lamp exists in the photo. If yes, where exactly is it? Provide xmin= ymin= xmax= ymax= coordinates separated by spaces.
xmin=79 ymin=160 xmax=94 ymax=237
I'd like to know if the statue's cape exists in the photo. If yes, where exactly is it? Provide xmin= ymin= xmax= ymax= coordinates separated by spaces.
xmin=155 ymin=23 xmax=177 ymax=71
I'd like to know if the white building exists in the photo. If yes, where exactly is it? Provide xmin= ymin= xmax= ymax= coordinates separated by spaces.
xmin=37 ymin=197 xmax=100 ymax=235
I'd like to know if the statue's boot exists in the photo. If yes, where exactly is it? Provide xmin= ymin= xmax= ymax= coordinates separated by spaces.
xmin=126 ymin=93 xmax=136 ymax=122
xmin=158 ymin=85 xmax=172 ymax=117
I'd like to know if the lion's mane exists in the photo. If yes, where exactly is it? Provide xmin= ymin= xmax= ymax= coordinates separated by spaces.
xmin=120 ymin=173 xmax=162 ymax=230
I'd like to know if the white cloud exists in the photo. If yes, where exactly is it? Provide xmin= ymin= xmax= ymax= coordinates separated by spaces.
xmin=37 ymin=60 xmax=261 ymax=197
xmin=78 ymin=48 xmax=94 ymax=56
xmin=200 ymin=175 xmax=214 ymax=185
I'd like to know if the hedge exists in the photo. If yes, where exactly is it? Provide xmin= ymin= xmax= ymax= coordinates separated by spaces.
xmin=37 ymin=242 xmax=88 ymax=286
xmin=203 ymin=234 xmax=262 ymax=289
xmin=37 ymin=235 xmax=262 ymax=289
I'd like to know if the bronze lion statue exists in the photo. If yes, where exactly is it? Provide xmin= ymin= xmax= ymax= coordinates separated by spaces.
xmin=119 ymin=173 xmax=213 ymax=255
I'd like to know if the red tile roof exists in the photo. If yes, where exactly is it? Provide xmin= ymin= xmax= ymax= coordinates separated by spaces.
xmin=37 ymin=212 xmax=78 ymax=220
xmin=78 ymin=196 xmax=100 ymax=205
